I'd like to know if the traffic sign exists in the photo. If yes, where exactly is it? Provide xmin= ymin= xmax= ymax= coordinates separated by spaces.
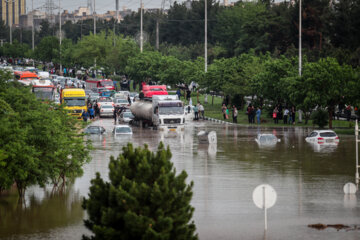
xmin=343 ymin=182 xmax=357 ymax=194
xmin=252 ymin=184 xmax=277 ymax=230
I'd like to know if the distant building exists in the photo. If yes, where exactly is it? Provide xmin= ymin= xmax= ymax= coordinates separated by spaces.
xmin=0 ymin=0 xmax=26 ymax=26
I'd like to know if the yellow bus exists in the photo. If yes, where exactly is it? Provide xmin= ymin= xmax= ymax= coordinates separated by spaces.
xmin=61 ymin=88 xmax=87 ymax=119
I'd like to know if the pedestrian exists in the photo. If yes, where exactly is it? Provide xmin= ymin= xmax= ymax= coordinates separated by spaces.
xmin=247 ymin=104 xmax=252 ymax=123
xmin=193 ymin=104 xmax=199 ymax=120
xmin=199 ymin=102 xmax=205 ymax=119
xmin=283 ymin=107 xmax=289 ymax=124
xmin=222 ymin=104 xmax=227 ymax=120
xmin=298 ymin=109 xmax=303 ymax=123
xmin=113 ymin=107 xmax=118 ymax=124
xmin=251 ymin=105 xmax=256 ymax=124
xmin=89 ymin=107 xmax=95 ymax=120
xmin=127 ymin=95 xmax=131 ymax=105
xmin=273 ymin=107 xmax=279 ymax=124
xmin=291 ymin=106 xmax=296 ymax=125
xmin=176 ymin=89 xmax=181 ymax=100
xmin=232 ymin=105 xmax=238 ymax=123
xmin=81 ymin=110 xmax=89 ymax=122
xmin=225 ymin=107 xmax=229 ymax=120
xmin=256 ymin=107 xmax=261 ymax=124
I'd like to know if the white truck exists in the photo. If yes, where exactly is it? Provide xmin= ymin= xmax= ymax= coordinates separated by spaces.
xmin=130 ymin=95 xmax=185 ymax=131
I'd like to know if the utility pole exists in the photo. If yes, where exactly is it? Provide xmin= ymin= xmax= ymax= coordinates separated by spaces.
xmin=299 ymin=0 xmax=302 ymax=76
xmin=59 ymin=0 xmax=62 ymax=72
xmin=32 ymin=0 xmax=35 ymax=50
xmin=93 ymin=0 xmax=96 ymax=35
xmin=140 ymin=0 xmax=143 ymax=52
xmin=204 ymin=0 xmax=208 ymax=72
xmin=6 ymin=0 xmax=14 ymax=44
xmin=156 ymin=20 xmax=159 ymax=50
xmin=116 ymin=0 xmax=119 ymax=23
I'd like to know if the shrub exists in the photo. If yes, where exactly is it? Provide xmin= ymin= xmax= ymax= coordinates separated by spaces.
xmin=311 ymin=109 xmax=329 ymax=128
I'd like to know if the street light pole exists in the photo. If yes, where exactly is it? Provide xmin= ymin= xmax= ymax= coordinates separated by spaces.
xmin=299 ymin=0 xmax=302 ymax=76
xmin=59 ymin=0 xmax=62 ymax=72
xmin=93 ymin=0 xmax=96 ymax=35
xmin=140 ymin=0 xmax=143 ymax=53
xmin=32 ymin=0 xmax=35 ymax=50
xmin=204 ymin=0 xmax=207 ymax=73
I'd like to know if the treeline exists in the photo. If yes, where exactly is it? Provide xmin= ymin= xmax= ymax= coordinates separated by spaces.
xmin=0 ymin=71 xmax=91 ymax=198
xmin=1 ymin=0 xmax=360 ymax=66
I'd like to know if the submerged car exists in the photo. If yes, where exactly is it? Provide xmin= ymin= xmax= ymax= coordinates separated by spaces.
xmin=113 ymin=125 xmax=133 ymax=135
xmin=119 ymin=111 xmax=134 ymax=123
xmin=255 ymin=134 xmax=280 ymax=147
xmin=84 ymin=126 xmax=106 ymax=134
xmin=305 ymin=130 xmax=339 ymax=144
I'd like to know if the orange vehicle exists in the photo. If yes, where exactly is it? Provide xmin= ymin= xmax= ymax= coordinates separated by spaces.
xmin=14 ymin=71 xmax=39 ymax=86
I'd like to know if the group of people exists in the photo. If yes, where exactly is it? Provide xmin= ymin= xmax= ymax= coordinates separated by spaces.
xmin=193 ymin=102 xmax=205 ymax=120
xmin=246 ymin=104 xmax=262 ymax=124
xmin=273 ymin=105 xmax=296 ymax=124
xmin=81 ymin=102 xmax=98 ymax=122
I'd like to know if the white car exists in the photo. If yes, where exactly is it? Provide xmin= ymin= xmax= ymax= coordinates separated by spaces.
xmin=255 ymin=134 xmax=280 ymax=147
xmin=305 ymin=130 xmax=339 ymax=144
xmin=119 ymin=111 xmax=134 ymax=123
xmin=113 ymin=125 xmax=133 ymax=135
xmin=114 ymin=98 xmax=130 ymax=108
xmin=99 ymin=104 xmax=114 ymax=117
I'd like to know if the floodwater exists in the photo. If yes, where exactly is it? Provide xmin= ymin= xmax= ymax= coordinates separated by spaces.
xmin=1 ymin=119 xmax=359 ymax=240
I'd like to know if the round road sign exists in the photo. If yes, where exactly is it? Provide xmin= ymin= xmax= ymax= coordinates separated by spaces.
xmin=252 ymin=184 xmax=277 ymax=209
xmin=343 ymin=182 xmax=357 ymax=194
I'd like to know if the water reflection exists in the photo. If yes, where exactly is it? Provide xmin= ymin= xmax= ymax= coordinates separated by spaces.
xmin=306 ymin=141 xmax=339 ymax=153
xmin=1 ymin=119 xmax=359 ymax=240
xmin=0 ymin=186 xmax=83 ymax=238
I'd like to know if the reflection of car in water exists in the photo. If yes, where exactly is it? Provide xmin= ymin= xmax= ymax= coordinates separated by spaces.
xmin=84 ymin=126 xmax=106 ymax=134
xmin=112 ymin=125 xmax=133 ymax=135
xmin=305 ymin=130 xmax=339 ymax=153
xmin=255 ymin=134 xmax=280 ymax=147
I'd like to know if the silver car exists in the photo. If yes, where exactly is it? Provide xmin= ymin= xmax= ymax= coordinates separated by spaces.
xmin=99 ymin=105 xmax=114 ymax=118
xmin=119 ymin=111 xmax=134 ymax=123
xmin=113 ymin=125 xmax=133 ymax=135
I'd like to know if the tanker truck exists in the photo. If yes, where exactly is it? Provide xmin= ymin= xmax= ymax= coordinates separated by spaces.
xmin=130 ymin=95 xmax=185 ymax=131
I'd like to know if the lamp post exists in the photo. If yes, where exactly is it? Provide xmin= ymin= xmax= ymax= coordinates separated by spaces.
xmin=59 ymin=0 xmax=62 ymax=72
xmin=299 ymin=0 xmax=302 ymax=76
xmin=32 ymin=0 xmax=35 ymax=50
xmin=140 ymin=0 xmax=143 ymax=53
xmin=204 ymin=0 xmax=207 ymax=73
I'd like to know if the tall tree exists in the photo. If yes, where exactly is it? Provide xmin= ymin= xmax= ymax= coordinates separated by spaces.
xmin=83 ymin=143 xmax=197 ymax=240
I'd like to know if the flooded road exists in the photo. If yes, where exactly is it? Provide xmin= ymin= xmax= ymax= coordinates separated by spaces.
xmin=1 ymin=119 xmax=359 ymax=240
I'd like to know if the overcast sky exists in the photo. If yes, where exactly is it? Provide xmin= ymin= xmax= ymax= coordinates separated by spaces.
xmin=31 ymin=0 xmax=239 ymax=13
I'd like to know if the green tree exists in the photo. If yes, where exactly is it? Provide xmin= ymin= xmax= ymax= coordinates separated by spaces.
xmin=83 ymin=143 xmax=197 ymax=240
xmin=0 ymin=73 xmax=91 ymax=197
xmin=300 ymin=57 xmax=356 ymax=128
xmin=34 ymin=36 xmax=59 ymax=62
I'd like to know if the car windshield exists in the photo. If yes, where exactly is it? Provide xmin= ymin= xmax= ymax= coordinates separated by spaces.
xmin=116 ymin=99 xmax=128 ymax=103
xmin=98 ymin=98 xmax=111 ymax=102
xmin=85 ymin=127 xmax=101 ymax=134
xmin=64 ymin=97 xmax=86 ymax=106
xmin=320 ymin=132 xmax=337 ymax=137
xmin=33 ymin=87 xmax=54 ymax=100
xmin=130 ymin=93 xmax=138 ymax=97
xmin=259 ymin=135 xmax=277 ymax=142
xmin=158 ymin=102 xmax=183 ymax=115
xmin=101 ymin=81 xmax=113 ymax=86
xmin=115 ymin=127 xmax=131 ymax=133
xmin=102 ymin=105 xmax=113 ymax=109
xmin=124 ymin=112 xmax=134 ymax=118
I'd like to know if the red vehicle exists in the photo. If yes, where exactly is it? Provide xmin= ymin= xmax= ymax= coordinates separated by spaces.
xmin=14 ymin=71 xmax=39 ymax=86
xmin=86 ymin=79 xmax=115 ymax=91
xmin=142 ymin=84 xmax=168 ymax=98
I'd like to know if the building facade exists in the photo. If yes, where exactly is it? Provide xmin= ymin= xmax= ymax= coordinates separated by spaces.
xmin=0 ymin=0 xmax=26 ymax=26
